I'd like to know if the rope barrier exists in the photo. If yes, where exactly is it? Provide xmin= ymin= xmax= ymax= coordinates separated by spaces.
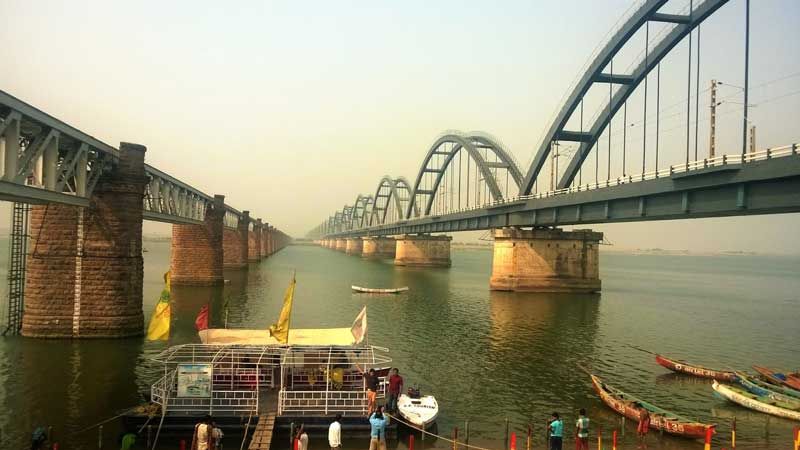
xmin=385 ymin=413 xmax=499 ymax=450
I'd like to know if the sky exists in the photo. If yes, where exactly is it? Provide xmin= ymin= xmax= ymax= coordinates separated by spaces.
xmin=1 ymin=0 xmax=798 ymax=253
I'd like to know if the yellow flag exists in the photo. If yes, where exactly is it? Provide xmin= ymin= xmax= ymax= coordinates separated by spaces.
xmin=146 ymin=271 xmax=171 ymax=341
xmin=268 ymin=273 xmax=295 ymax=344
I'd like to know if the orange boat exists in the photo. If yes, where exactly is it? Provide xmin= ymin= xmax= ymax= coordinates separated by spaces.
xmin=753 ymin=366 xmax=800 ymax=391
xmin=590 ymin=373 xmax=714 ymax=439
xmin=655 ymin=354 xmax=736 ymax=382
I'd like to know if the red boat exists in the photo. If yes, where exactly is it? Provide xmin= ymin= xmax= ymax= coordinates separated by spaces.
xmin=590 ymin=373 xmax=714 ymax=439
xmin=655 ymin=354 xmax=736 ymax=382
xmin=753 ymin=366 xmax=800 ymax=391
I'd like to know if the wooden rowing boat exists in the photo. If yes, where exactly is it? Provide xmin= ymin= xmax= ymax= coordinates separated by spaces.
xmin=713 ymin=381 xmax=800 ymax=421
xmin=748 ymin=373 xmax=800 ymax=399
xmin=734 ymin=372 xmax=800 ymax=407
xmin=655 ymin=354 xmax=736 ymax=381
xmin=590 ymin=374 xmax=714 ymax=438
xmin=753 ymin=366 xmax=800 ymax=391
xmin=351 ymin=286 xmax=409 ymax=294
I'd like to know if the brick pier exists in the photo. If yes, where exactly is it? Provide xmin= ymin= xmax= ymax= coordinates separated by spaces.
xmin=170 ymin=195 xmax=226 ymax=286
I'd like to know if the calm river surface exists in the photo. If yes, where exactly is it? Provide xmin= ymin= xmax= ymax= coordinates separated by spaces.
xmin=0 ymin=241 xmax=798 ymax=449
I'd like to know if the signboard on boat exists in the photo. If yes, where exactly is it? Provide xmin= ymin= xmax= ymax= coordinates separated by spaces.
xmin=177 ymin=363 xmax=213 ymax=398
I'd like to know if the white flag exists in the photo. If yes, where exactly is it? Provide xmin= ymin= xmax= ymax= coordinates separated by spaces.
xmin=351 ymin=306 xmax=367 ymax=344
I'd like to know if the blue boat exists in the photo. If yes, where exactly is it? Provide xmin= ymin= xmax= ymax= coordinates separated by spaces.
xmin=735 ymin=372 xmax=800 ymax=407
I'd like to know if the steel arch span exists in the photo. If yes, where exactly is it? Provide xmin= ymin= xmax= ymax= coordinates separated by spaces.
xmin=407 ymin=132 xmax=523 ymax=219
xmin=351 ymin=194 xmax=374 ymax=229
xmin=369 ymin=176 xmax=416 ymax=226
xmin=520 ymin=0 xmax=730 ymax=194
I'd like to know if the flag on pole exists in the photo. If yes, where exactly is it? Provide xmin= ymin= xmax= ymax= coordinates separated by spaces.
xmin=351 ymin=306 xmax=367 ymax=344
xmin=195 ymin=304 xmax=210 ymax=331
xmin=268 ymin=272 xmax=296 ymax=344
xmin=146 ymin=271 xmax=171 ymax=340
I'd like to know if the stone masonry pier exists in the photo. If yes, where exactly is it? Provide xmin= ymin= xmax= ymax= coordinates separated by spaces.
xmin=394 ymin=234 xmax=451 ymax=267
xmin=361 ymin=236 xmax=395 ymax=259
xmin=345 ymin=237 xmax=363 ymax=255
xmin=223 ymin=210 xmax=249 ymax=269
xmin=171 ymin=195 xmax=226 ymax=286
xmin=490 ymin=227 xmax=602 ymax=293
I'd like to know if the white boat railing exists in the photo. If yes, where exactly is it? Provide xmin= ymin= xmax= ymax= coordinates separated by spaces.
xmin=151 ymin=368 xmax=260 ymax=416
xmin=278 ymin=378 xmax=387 ymax=416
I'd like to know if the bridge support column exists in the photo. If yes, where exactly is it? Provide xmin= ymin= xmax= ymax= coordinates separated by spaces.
xmin=223 ymin=210 xmax=249 ymax=269
xmin=362 ymin=236 xmax=396 ymax=259
xmin=394 ymin=234 xmax=451 ymax=267
xmin=345 ymin=238 xmax=363 ymax=256
xmin=22 ymin=143 xmax=148 ymax=338
xmin=490 ymin=227 xmax=602 ymax=293
xmin=335 ymin=238 xmax=347 ymax=252
xmin=260 ymin=224 xmax=269 ymax=257
xmin=248 ymin=219 xmax=262 ymax=262
xmin=171 ymin=194 xmax=225 ymax=286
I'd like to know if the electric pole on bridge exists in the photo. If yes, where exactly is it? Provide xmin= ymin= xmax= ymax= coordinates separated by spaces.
xmin=709 ymin=79 xmax=717 ymax=159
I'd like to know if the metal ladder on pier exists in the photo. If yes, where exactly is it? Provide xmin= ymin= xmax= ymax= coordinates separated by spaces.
xmin=3 ymin=202 xmax=30 ymax=336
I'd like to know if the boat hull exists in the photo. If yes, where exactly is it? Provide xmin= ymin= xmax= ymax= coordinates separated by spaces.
xmin=590 ymin=374 xmax=712 ymax=439
xmin=735 ymin=373 xmax=800 ymax=407
xmin=753 ymin=366 xmax=800 ymax=391
xmin=713 ymin=381 xmax=800 ymax=421
xmin=397 ymin=394 xmax=439 ymax=429
xmin=655 ymin=355 xmax=736 ymax=382
xmin=351 ymin=286 xmax=409 ymax=294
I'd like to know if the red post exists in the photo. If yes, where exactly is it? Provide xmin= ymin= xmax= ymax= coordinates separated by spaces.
xmin=52 ymin=444 xmax=59 ymax=450
xmin=704 ymin=427 xmax=713 ymax=450
xmin=510 ymin=431 xmax=517 ymax=450
xmin=180 ymin=439 xmax=187 ymax=450
xmin=409 ymin=434 xmax=415 ymax=450
xmin=612 ymin=430 xmax=617 ymax=450
xmin=597 ymin=429 xmax=602 ymax=450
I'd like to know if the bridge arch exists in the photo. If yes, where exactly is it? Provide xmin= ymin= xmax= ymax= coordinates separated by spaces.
xmin=520 ymin=0 xmax=730 ymax=193
xmin=407 ymin=132 xmax=523 ymax=218
xmin=350 ymin=194 xmax=374 ymax=229
xmin=369 ymin=176 xmax=417 ymax=226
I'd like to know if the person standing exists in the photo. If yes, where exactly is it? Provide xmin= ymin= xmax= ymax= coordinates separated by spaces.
xmin=191 ymin=415 xmax=215 ymax=450
xmin=328 ymin=414 xmax=342 ymax=450
xmin=574 ymin=409 xmax=589 ymax=450
xmin=211 ymin=421 xmax=224 ymax=450
xmin=387 ymin=368 xmax=404 ymax=413
xmin=368 ymin=406 xmax=389 ymax=450
xmin=548 ymin=412 xmax=563 ymax=450
xmin=298 ymin=424 xmax=309 ymax=450
xmin=356 ymin=364 xmax=379 ymax=416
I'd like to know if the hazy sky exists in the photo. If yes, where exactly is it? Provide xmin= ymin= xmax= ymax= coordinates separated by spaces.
xmin=1 ymin=0 xmax=798 ymax=253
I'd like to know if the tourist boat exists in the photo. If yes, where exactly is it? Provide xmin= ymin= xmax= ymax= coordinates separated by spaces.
xmin=712 ymin=381 xmax=800 ymax=421
xmin=655 ymin=354 xmax=736 ymax=381
xmin=397 ymin=389 xmax=439 ymax=429
xmin=590 ymin=374 xmax=714 ymax=438
xmin=351 ymin=286 xmax=409 ymax=294
xmin=735 ymin=372 xmax=800 ymax=407
xmin=753 ymin=366 xmax=800 ymax=390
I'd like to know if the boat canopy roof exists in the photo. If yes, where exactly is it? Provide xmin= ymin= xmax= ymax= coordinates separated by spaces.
xmin=198 ymin=327 xmax=361 ymax=346
xmin=151 ymin=343 xmax=391 ymax=367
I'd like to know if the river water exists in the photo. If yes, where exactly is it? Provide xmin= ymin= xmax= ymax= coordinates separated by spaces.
xmin=0 ymin=240 xmax=798 ymax=449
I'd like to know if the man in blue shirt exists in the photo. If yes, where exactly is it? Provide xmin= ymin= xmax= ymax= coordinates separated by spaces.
xmin=548 ymin=412 xmax=563 ymax=450
xmin=368 ymin=406 xmax=389 ymax=450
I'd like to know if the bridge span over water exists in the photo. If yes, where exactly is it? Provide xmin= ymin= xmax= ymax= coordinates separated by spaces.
xmin=309 ymin=0 xmax=800 ymax=293
xmin=0 ymin=91 xmax=290 ymax=338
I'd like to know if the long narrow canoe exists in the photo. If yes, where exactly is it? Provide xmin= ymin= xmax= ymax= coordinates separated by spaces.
xmin=753 ymin=366 xmax=800 ymax=391
xmin=351 ymin=285 xmax=409 ymax=294
xmin=734 ymin=372 xmax=800 ymax=407
xmin=590 ymin=374 xmax=714 ymax=438
xmin=713 ymin=381 xmax=800 ymax=421
xmin=655 ymin=354 xmax=736 ymax=381
xmin=748 ymin=374 xmax=800 ymax=400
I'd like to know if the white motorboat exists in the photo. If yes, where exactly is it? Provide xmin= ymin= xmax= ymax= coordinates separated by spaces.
xmin=352 ymin=285 xmax=409 ymax=294
xmin=397 ymin=392 xmax=439 ymax=429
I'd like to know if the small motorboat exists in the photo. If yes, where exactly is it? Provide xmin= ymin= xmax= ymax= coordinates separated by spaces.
xmin=351 ymin=286 xmax=409 ymax=294
xmin=655 ymin=354 xmax=736 ymax=381
xmin=753 ymin=366 xmax=800 ymax=391
xmin=589 ymin=373 xmax=714 ymax=438
xmin=397 ymin=388 xmax=439 ymax=429
xmin=713 ymin=381 xmax=800 ymax=421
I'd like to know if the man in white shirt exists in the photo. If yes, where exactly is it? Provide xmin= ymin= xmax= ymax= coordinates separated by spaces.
xmin=328 ymin=414 xmax=342 ymax=450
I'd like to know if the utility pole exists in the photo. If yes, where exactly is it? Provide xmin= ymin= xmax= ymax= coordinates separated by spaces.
xmin=709 ymin=79 xmax=717 ymax=159
xmin=749 ymin=125 xmax=756 ymax=155
xmin=550 ymin=142 xmax=560 ymax=191
xmin=742 ymin=0 xmax=750 ymax=158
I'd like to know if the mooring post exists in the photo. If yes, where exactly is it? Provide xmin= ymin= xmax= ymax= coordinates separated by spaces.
xmin=621 ymin=416 xmax=625 ymax=437
xmin=597 ymin=429 xmax=602 ymax=450
xmin=48 ymin=426 xmax=53 ymax=445
xmin=453 ymin=427 xmax=459 ymax=450
xmin=465 ymin=420 xmax=470 ymax=447
xmin=147 ymin=424 xmax=152 ymax=448
xmin=180 ymin=439 xmax=187 ymax=450
xmin=290 ymin=422 xmax=296 ymax=446
xmin=526 ymin=423 xmax=531 ymax=450
xmin=98 ymin=425 xmax=103 ymax=449
xmin=612 ymin=430 xmax=617 ymax=450
xmin=504 ymin=418 xmax=509 ymax=449
xmin=409 ymin=434 xmax=415 ymax=450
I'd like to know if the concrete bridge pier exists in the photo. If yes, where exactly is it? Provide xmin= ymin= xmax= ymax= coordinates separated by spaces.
xmin=223 ymin=210 xmax=249 ymax=269
xmin=489 ymin=227 xmax=602 ymax=293
xmin=345 ymin=237 xmax=363 ymax=255
xmin=362 ymin=236 xmax=396 ymax=259
xmin=394 ymin=234 xmax=452 ymax=267
xmin=22 ymin=143 xmax=148 ymax=338
xmin=335 ymin=238 xmax=347 ymax=252
xmin=171 ymin=194 xmax=226 ymax=286
xmin=248 ymin=219 xmax=263 ymax=262
xmin=260 ymin=223 xmax=269 ymax=257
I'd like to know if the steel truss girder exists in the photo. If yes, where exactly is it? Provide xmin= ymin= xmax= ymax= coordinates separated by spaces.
xmin=407 ymin=132 xmax=524 ymax=219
